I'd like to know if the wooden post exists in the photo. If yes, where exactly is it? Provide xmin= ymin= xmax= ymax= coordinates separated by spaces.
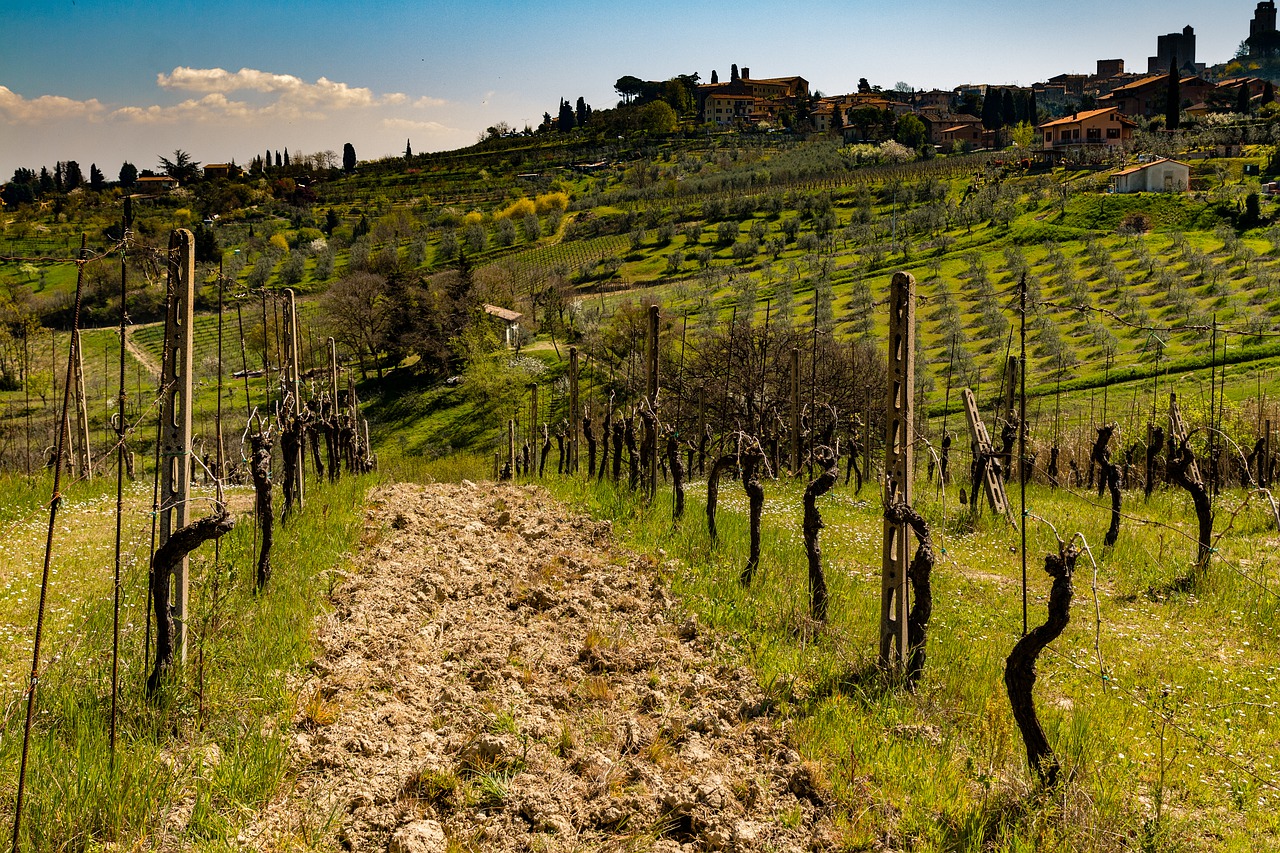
xmin=71 ymin=330 xmax=92 ymax=479
xmin=880 ymin=272 xmax=914 ymax=673
xmin=282 ymin=288 xmax=303 ymax=506
xmin=645 ymin=304 xmax=659 ymax=498
xmin=1168 ymin=392 xmax=1201 ymax=484
xmin=159 ymin=230 xmax=195 ymax=663
xmin=790 ymin=347 xmax=801 ymax=475
xmin=962 ymin=387 xmax=1009 ymax=515
xmin=569 ymin=346 xmax=580 ymax=474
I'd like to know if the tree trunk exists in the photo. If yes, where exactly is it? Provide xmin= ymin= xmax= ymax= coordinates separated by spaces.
xmin=148 ymin=511 xmax=236 ymax=697
xmin=1005 ymin=545 xmax=1077 ymax=788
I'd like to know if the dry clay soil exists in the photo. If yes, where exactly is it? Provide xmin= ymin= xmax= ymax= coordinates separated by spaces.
xmin=242 ymin=481 xmax=840 ymax=852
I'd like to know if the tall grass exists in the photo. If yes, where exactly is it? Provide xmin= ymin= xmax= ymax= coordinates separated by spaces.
xmin=0 ymin=470 xmax=372 ymax=849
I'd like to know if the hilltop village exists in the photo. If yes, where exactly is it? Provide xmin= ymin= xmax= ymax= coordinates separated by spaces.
xmin=529 ymin=1 xmax=1280 ymax=161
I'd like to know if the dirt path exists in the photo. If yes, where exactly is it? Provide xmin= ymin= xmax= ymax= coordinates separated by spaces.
xmin=241 ymin=482 xmax=833 ymax=852
xmin=124 ymin=324 xmax=161 ymax=379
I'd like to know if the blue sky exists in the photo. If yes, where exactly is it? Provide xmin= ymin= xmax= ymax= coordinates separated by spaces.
xmin=0 ymin=0 xmax=1256 ymax=178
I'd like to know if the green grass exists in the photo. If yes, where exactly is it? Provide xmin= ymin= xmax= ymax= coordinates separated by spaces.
xmin=0 ymin=469 xmax=373 ymax=849
xmin=533 ymin=465 xmax=1280 ymax=851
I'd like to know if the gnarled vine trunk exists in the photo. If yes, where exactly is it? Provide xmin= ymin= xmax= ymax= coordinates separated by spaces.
xmin=1005 ymin=544 xmax=1077 ymax=788
xmin=885 ymin=501 xmax=935 ymax=687
xmin=148 ymin=511 xmax=236 ymax=697
xmin=667 ymin=431 xmax=685 ymax=520
xmin=539 ymin=425 xmax=551 ymax=478
xmin=706 ymin=455 xmax=738 ymax=544
xmin=740 ymin=450 xmax=765 ymax=585
xmin=250 ymin=431 xmax=274 ymax=591
xmin=803 ymin=447 xmax=838 ymax=620
xmin=1169 ymin=439 xmax=1213 ymax=570
xmin=612 ymin=420 xmax=624 ymax=482
xmin=584 ymin=416 xmax=596 ymax=478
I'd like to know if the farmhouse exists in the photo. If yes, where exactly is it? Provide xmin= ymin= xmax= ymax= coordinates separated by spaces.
xmin=483 ymin=303 xmax=523 ymax=348
xmin=1112 ymin=158 xmax=1190 ymax=193
xmin=1038 ymin=107 xmax=1135 ymax=148
xmin=134 ymin=176 xmax=179 ymax=194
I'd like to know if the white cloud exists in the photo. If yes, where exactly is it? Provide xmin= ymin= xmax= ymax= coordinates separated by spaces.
xmin=155 ymin=66 xmax=412 ymax=111
xmin=382 ymin=117 xmax=456 ymax=135
xmin=413 ymin=95 xmax=447 ymax=108
xmin=157 ymin=66 xmax=305 ymax=94
xmin=0 ymin=86 xmax=105 ymax=123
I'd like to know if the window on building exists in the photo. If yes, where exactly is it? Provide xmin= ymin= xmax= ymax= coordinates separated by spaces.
xmin=1087 ymin=128 xmax=1102 ymax=141
xmin=1107 ymin=127 xmax=1121 ymax=139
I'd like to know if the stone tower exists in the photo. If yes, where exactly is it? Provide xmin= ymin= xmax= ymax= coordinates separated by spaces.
xmin=1249 ymin=1 xmax=1280 ymax=57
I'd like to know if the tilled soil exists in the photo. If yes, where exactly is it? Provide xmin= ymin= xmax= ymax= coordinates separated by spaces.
xmin=242 ymin=481 xmax=835 ymax=852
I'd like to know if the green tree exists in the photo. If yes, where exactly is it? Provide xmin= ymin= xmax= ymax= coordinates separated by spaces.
xmin=1237 ymin=81 xmax=1251 ymax=114
xmin=118 ymin=161 xmax=137 ymax=187
xmin=158 ymin=149 xmax=200 ymax=184
xmin=575 ymin=96 xmax=592 ymax=126
xmin=1011 ymin=121 xmax=1036 ymax=148
xmin=89 ymin=164 xmax=105 ymax=191
xmin=62 ymin=160 xmax=84 ymax=191
xmin=405 ymin=138 xmax=413 ymax=158
xmin=342 ymin=143 xmax=356 ymax=172
xmin=895 ymin=114 xmax=927 ymax=149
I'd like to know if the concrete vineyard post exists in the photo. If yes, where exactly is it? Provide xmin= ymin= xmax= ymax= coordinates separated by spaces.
xmin=880 ymin=272 xmax=915 ymax=673
xmin=160 ymin=229 xmax=195 ymax=662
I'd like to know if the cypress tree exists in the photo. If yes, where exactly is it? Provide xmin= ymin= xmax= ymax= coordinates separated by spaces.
xmin=711 ymin=69 xmax=718 ymax=85
xmin=981 ymin=89 xmax=1002 ymax=130
xmin=405 ymin=139 xmax=413 ymax=158
xmin=283 ymin=148 xmax=290 ymax=167
xmin=1001 ymin=89 xmax=1017 ymax=127
xmin=558 ymin=98 xmax=575 ymax=132
xmin=1237 ymin=81 xmax=1251 ymax=115
xmin=1266 ymin=80 xmax=1276 ymax=105
xmin=731 ymin=63 xmax=739 ymax=82
xmin=1166 ymin=60 xmax=1181 ymax=129
xmin=342 ymin=142 xmax=357 ymax=172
